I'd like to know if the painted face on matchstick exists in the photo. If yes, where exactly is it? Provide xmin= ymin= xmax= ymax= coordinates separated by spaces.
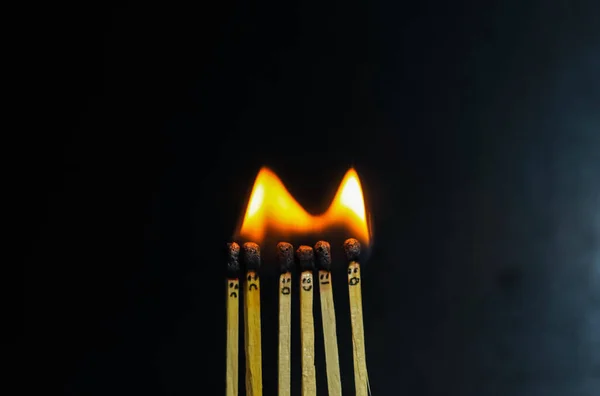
xmin=319 ymin=271 xmax=331 ymax=285
xmin=301 ymin=271 xmax=313 ymax=292
xmin=228 ymin=279 xmax=239 ymax=298
xmin=280 ymin=273 xmax=291 ymax=295
xmin=348 ymin=262 xmax=361 ymax=286
xmin=247 ymin=271 xmax=259 ymax=291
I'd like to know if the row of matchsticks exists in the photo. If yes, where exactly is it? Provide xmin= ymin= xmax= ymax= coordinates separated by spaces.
xmin=226 ymin=238 xmax=369 ymax=396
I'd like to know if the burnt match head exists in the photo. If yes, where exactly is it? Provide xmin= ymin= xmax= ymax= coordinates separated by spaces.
xmin=242 ymin=242 xmax=261 ymax=271
xmin=314 ymin=241 xmax=332 ymax=271
xmin=226 ymin=242 xmax=241 ymax=278
xmin=276 ymin=242 xmax=294 ymax=273
xmin=343 ymin=238 xmax=361 ymax=262
xmin=295 ymin=245 xmax=315 ymax=272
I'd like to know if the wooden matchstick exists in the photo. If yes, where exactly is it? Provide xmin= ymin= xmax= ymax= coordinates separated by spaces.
xmin=344 ymin=238 xmax=369 ymax=396
xmin=226 ymin=242 xmax=241 ymax=396
xmin=242 ymin=242 xmax=262 ymax=396
xmin=314 ymin=241 xmax=342 ymax=396
xmin=296 ymin=245 xmax=316 ymax=396
xmin=276 ymin=242 xmax=294 ymax=396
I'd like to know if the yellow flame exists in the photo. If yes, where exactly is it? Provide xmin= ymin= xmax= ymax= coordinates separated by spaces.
xmin=238 ymin=167 xmax=370 ymax=244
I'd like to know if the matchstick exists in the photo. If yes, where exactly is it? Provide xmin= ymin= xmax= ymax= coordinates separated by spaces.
xmin=242 ymin=242 xmax=262 ymax=396
xmin=226 ymin=242 xmax=241 ymax=396
xmin=296 ymin=245 xmax=316 ymax=396
xmin=314 ymin=241 xmax=342 ymax=396
xmin=344 ymin=238 xmax=369 ymax=396
xmin=276 ymin=242 xmax=294 ymax=396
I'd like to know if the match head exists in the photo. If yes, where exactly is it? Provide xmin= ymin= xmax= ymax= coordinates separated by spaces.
xmin=242 ymin=242 xmax=261 ymax=271
xmin=314 ymin=240 xmax=332 ymax=271
xmin=343 ymin=238 xmax=361 ymax=262
xmin=226 ymin=242 xmax=241 ymax=278
xmin=276 ymin=242 xmax=294 ymax=273
xmin=295 ymin=245 xmax=315 ymax=272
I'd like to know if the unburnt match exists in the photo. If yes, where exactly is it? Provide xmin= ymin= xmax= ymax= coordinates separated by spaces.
xmin=344 ymin=238 xmax=369 ymax=396
xmin=242 ymin=242 xmax=262 ymax=396
xmin=296 ymin=245 xmax=317 ymax=396
xmin=315 ymin=241 xmax=342 ymax=396
xmin=225 ymin=242 xmax=241 ymax=396
xmin=276 ymin=242 xmax=294 ymax=396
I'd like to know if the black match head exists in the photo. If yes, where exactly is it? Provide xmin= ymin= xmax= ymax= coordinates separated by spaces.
xmin=242 ymin=242 xmax=261 ymax=271
xmin=314 ymin=240 xmax=332 ymax=271
xmin=343 ymin=238 xmax=361 ymax=262
xmin=277 ymin=242 xmax=294 ymax=273
xmin=295 ymin=245 xmax=315 ymax=272
xmin=226 ymin=242 xmax=241 ymax=278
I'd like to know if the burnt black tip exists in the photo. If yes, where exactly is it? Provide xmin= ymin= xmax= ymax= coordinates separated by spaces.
xmin=277 ymin=242 xmax=294 ymax=273
xmin=314 ymin=240 xmax=332 ymax=271
xmin=295 ymin=245 xmax=315 ymax=272
xmin=343 ymin=238 xmax=361 ymax=262
xmin=226 ymin=242 xmax=241 ymax=277
xmin=242 ymin=242 xmax=261 ymax=271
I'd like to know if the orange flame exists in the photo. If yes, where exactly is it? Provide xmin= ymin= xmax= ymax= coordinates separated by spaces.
xmin=237 ymin=167 xmax=371 ymax=245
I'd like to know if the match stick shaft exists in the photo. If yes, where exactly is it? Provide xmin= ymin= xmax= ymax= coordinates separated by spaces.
xmin=348 ymin=262 xmax=368 ymax=396
xmin=300 ymin=271 xmax=316 ymax=396
xmin=244 ymin=272 xmax=262 ymax=396
xmin=319 ymin=271 xmax=342 ymax=396
xmin=278 ymin=273 xmax=291 ymax=396
xmin=226 ymin=279 xmax=239 ymax=396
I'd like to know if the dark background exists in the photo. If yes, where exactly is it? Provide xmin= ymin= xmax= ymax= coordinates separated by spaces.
xmin=25 ymin=0 xmax=600 ymax=395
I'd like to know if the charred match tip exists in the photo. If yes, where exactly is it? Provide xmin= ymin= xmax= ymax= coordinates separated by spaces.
xmin=314 ymin=241 xmax=332 ymax=271
xmin=226 ymin=242 xmax=241 ymax=277
xmin=343 ymin=238 xmax=361 ymax=262
xmin=295 ymin=245 xmax=315 ymax=272
xmin=242 ymin=242 xmax=261 ymax=271
xmin=276 ymin=242 xmax=294 ymax=273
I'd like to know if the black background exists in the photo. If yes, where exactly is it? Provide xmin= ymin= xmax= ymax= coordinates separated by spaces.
xmin=25 ymin=1 xmax=600 ymax=395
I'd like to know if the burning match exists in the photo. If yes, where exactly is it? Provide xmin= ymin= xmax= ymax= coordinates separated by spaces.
xmin=296 ymin=245 xmax=317 ymax=396
xmin=234 ymin=166 xmax=372 ymax=394
xmin=315 ymin=240 xmax=342 ymax=396
xmin=226 ymin=242 xmax=241 ymax=396
xmin=344 ymin=238 xmax=370 ymax=396
xmin=276 ymin=242 xmax=294 ymax=396
xmin=242 ymin=242 xmax=262 ymax=396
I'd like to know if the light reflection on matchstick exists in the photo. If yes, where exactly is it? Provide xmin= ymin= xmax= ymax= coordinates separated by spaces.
xmin=315 ymin=240 xmax=342 ymax=396
xmin=242 ymin=242 xmax=262 ymax=396
xmin=225 ymin=242 xmax=241 ymax=396
xmin=344 ymin=238 xmax=369 ymax=396
xmin=276 ymin=242 xmax=294 ymax=396
xmin=296 ymin=245 xmax=317 ymax=396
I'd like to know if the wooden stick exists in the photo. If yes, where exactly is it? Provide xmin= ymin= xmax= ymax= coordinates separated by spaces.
xmin=296 ymin=245 xmax=316 ymax=396
xmin=315 ymin=241 xmax=342 ymax=396
xmin=226 ymin=278 xmax=240 ymax=396
xmin=276 ymin=242 xmax=294 ymax=396
xmin=344 ymin=238 xmax=368 ymax=396
xmin=226 ymin=243 xmax=241 ymax=396
xmin=243 ymin=242 xmax=262 ymax=396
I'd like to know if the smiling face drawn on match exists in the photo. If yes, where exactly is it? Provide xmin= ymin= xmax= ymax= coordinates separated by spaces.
xmin=280 ymin=273 xmax=291 ymax=295
xmin=348 ymin=262 xmax=360 ymax=286
xmin=301 ymin=272 xmax=313 ymax=292
xmin=228 ymin=279 xmax=239 ymax=298
xmin=247 ymin=271 xmax=259 ymax=291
